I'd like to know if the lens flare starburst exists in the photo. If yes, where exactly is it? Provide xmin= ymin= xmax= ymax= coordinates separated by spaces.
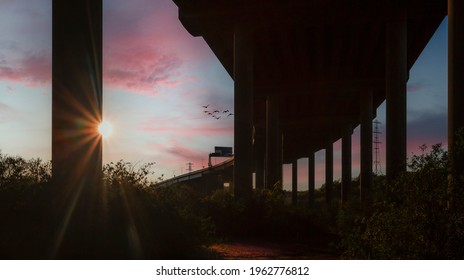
xmin=98 ymin=120 xmax=113 ymax=138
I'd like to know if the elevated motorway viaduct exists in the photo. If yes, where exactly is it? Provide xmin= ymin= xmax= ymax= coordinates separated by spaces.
xmin=44 ymin=0 xmax=461 ymax=258
xmin=170 ymin=0 xmax=464 ymax=203
xmin=50 ymin=1 xmax=463 ymax=206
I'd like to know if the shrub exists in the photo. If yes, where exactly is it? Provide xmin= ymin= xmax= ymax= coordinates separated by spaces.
xmin=203 ymin=184 xmax=331 ymax=241
xmin=340 ymin=144 xmax=464 ymax=259
xmin=0 ymin=152 xmax=51 ymax=189
xmin=99 ymin=161 xmax=212 ymax=258
xmin=102 ymin=160 xmax=156 ymax=189
xmin=0 ymin=156 xmax=212 ymax=259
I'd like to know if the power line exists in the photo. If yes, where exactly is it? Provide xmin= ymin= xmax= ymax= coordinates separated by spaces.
xmin=373 ymin=119 xmax=382 ymax=175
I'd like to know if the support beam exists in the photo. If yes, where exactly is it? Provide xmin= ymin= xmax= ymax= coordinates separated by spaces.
xmin=341 ymin=126 xmax=352 ymax=204
xmin=292 ymin=159 xmax=298 ymax=206
xmin=325 ymin=141 xmax=333 ymax=205
xmin=52 ymin=0 xmax=102 ymax=187
xmin=448 ymin=0 xmax=464 ymax=183
xmin=360 ymin=91 xmax=373 ymax=204
xmin=233 ymin=24 xmax=254 ymax=197
xmin=265 ymin=94 xmax=282 ymax=189
xmin=386 ymin=3 xmax=407 ymax=182
xmin=308 ymin=152 xmax=315 ymax=207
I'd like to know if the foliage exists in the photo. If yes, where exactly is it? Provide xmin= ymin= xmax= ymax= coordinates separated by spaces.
xmin=0 ymin=152 xmax=337 ymax=259
xmin=99 ymin=161 xmax=211 ymax=258
xmin=6 ymin=142 xmax=464 ymax=259
xmin=102 ymin=160 xmax=157 ymax=189
xmin=0 ymin=153 xmax=53 ymax=258
xmin=0 ymin=152 xmax=51 ymax=217
xmin=340 ymin=144 xmax=464 ymax=259
xmin=0 ymin=152 xmax=51 ymax=190
xmin=0 ymin=156 xmax=209 ymax=259
xmin=203 ymin=183 xmax=330 ymax=240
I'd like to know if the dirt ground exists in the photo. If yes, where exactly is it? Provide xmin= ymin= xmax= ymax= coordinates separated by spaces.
xmin=209 ymin=239 xmax=340 ymax=260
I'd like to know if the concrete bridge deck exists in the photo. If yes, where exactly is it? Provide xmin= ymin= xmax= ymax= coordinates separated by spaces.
xmin=173 ymin=0 xmax=446 ymax=159
xmin=170 ymin=0 xmax=463 ymax=203
xmin=49 ymin=0 xmax=462 ymax=206
xmin=154 ymin=157 xmax=234 ymax=193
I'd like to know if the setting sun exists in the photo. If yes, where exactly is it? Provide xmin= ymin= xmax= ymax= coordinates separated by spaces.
xmin=98 ymin=120 xmax=113 ymax=138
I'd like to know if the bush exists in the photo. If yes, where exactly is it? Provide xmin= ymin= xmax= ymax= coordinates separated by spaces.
xmin=0 ymin=153 xmax=51 ymax=189
xmin=0 ymin=156 xmax=212 ymax=259
xmin=340 ymin=144 xmax=464 ymax=259
xmin=97 ymin=161 xmax=212 ymax=258
xmin=103 ymin=160 xmax=157 ymax=189
xmin=203 ymin=184 xmax=331 ymax=241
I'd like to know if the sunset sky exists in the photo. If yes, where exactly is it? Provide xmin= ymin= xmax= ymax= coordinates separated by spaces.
xmin=0 ymin=0 xmax=448 ymax=189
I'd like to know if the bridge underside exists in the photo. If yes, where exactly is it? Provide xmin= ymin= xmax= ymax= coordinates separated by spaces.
xmin=172 ymin=0 xmax=461 ymax=202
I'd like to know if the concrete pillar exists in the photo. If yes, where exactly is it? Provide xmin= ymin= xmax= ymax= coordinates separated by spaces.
xmin=233 ymin=24 xmax=254 ymax=197
xmin=308 ymin=152 xmax=315 ymax=207
xmin=448 ymin=0 xmax=464 ymax=183
xmin=325 ymin=141 xmax=333 ymax=205
xmin=265 ymin=94 xmax=282 ymax=189
xmin=341 ymin=126 xmax=352 ymax=204
xmin=360 ymin=91 xmax=373 ymax=203
xmin=386 ymin=2 xmax=407 ymax=182
xmin=255 ymin=136 xmax=265 ymax=189
xmin=292 ymin=159 xmax=298 ymax=206
xmin=52 ymin=0 xmax=102 ymax=187
xmin=51 ymin=0 xmax=103 ymax=258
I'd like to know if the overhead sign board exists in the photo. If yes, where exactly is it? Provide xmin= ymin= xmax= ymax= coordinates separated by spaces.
xmin=215 ymin=146 xmax=233 ymax=156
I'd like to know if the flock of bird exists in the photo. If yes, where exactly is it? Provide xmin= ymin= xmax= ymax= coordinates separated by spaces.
xmin=202 ymin=104 xmax=234 ymax=120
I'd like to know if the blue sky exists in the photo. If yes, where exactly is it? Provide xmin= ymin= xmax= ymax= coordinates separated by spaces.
xmin=0 ymin=0 xmax=448 ymax=189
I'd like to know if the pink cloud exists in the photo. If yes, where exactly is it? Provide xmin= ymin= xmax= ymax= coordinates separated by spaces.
xmin=166 ymin=141 xmax=205 ymax=162
xmin=102 ymin=0 xmax=216 ymax=95
xmin=0 ymin=51 xmax=50 ymax=86
xmin=102 ymin=0 xmax=183 ymax=95
xmin=138 ymin=119 xmax=233 ymax=137
xmin=104 ymin=46 xmax=181 ymax=94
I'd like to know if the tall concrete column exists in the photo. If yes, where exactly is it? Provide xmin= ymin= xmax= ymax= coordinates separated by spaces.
xmin=265 ymin=94 xmax=282 ymax=189
xmin=233 ymin=24 xmax=254 ymax=197
xmin=308 ymin=152 xmax=315 ymax=207
xmin=386 ymin=3 xmax=407 ymax=182
xmin=341 ymin=126 xmax=352 ymax=204
xmin=52 ymin=0 xmax=102 ymax=187
xmin=360 ymin=91 xmax=373 ymax=203
xmin=325 ymin=141 xmax=333 ymax=205
xmin=255 ymin=135 xmax=265 ymax=189
xmin=51 ymin=0 xmax=103 ymax=258
xmin=292 ymin=159 xmax=298 ymax=206
xmin=448 ymin=0 xmax=464 ymax=183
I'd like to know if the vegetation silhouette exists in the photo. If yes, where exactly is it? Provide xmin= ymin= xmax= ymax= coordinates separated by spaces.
xmin=1 ymin=134 xmax=464 ymax=259
xmin=0 ymin=157 xmax=209 ymax=259
xmin=0 ymin=153 xmax=335 ymax=259
xmin=339 ymin=143 xmax=464 ymax=259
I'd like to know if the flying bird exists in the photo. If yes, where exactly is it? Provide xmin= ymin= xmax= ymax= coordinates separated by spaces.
xmin=223 ymin=110 xmax=229 ymax=113
xmin=213 ymin=110 xmax=219 ymax=113
xmin=202 ymin=104 xmax=210 ymax=108
xmin=227 ymin=113 xmax=234 ymax=117
xmin=215 ymin=116 xmax=221 ymax=119
xmin=204 ymin=110 xmax=210 ymax=113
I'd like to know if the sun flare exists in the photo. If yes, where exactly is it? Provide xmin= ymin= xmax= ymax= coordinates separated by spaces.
xmin=98 ymin=120 xmax=113 ymax=138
